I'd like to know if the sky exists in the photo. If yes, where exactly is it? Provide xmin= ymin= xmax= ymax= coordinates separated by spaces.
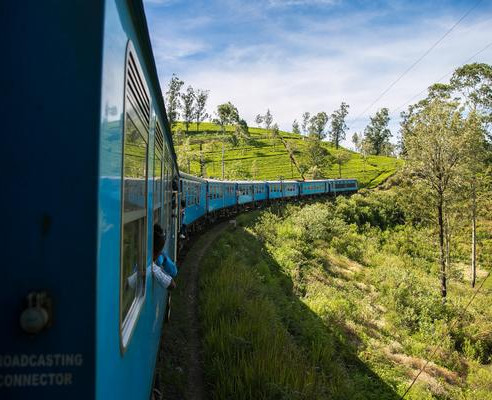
xmin=143 ymin=0 xmax=492 ymax=148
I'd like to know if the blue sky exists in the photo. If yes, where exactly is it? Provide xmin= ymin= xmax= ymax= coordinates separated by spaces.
xmin=144 ymin=0 xmax=492 ymax=147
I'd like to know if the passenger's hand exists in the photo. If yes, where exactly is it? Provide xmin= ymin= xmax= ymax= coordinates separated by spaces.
xmin=168 ymin=279 xmax=177 ymax=290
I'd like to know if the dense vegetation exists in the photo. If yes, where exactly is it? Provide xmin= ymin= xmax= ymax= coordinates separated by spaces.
xmin=198 ymin=190 xmax=492 ymax=399
xmin=173 ymin=122 xmax=400 ymax=187
xmin=165 ymin=62 xmax=492 ymax=399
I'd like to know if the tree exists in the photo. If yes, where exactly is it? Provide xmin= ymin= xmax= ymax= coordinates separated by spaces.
xmin=198 ymin=141 xmax=207 ymax=177
xmin=450 ymin=63 xmax=492 ymax=137
xmin=194 ymin=89 xmax=209 ymax=133
xmin=403 ymin=99 xmax=470 ymax=299
xmin=177 ymin=137 xmax=196 ymax=173
xmin=459 ymin=112 xmax=488 ymax=287
xmin=364 ymin=108 xmax=392 ymax=155
xmin=400 ymin=83 xmax=454 ymax=156
xmin=165 ymin=74 xmax=184 ymax=134
xmin=181 ymin=85 xmax=195 ymax=135
xmin=305 ymin=135 xmax=332 ymax=178
xmin=352 ymin=132 xmax=361 ymax=152
xmin=334 ymin=150 xmax=351 ymax=178
xmin=214 ymin=102 xmax=240 ymax=179
xmin=301 ymin=112 xmax=311 ymax=136
xmin=257 ymin=109 xmax=276 ymax=148
xmin=308 ymin=112 xmax=329 ymax=141
xmin=255 ymin=114 xmax=263 ymax=126
xmin=329 ymin=102 xmax=350 ymax=149
xmin=264 ymin=109 xmax=273 ymax=132
xmin=292 ymin=119 xmax=301 ymax=135
xmin=450 ymin=63 xmax=492 ymax=285
xmin=235 ymin=119 xmax=250 ymax=143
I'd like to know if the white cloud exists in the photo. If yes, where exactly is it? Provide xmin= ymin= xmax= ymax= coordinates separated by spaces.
xmin=148 ymin=7 xmax=492 ymax=148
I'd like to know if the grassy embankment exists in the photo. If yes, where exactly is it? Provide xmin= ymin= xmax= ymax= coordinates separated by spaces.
xmin=174 ymin=122 xmax=401 ymax=188
xmin=198 ymin=191 xmax=492 ymax=399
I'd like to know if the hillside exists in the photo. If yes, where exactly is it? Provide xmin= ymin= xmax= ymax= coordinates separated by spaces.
xmin=173 ymin=122 xmax=401 ymax=188
xmin=194 ymin=192 xmax=492 ymax=399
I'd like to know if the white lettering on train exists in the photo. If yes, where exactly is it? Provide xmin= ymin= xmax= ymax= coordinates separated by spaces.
xmin=0 ymin=354 xmax=83 ymax=368
xmin=0 ymin=373 xmax=73 ymax=387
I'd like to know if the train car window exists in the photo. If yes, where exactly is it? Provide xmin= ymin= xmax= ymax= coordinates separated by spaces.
xmin=163 ymin=143 xmax=172 ymax=235
xmin=153 ymin=120 xmax=164 ymax=226
xmin=120 ymin=43 xmax=150 ymax=349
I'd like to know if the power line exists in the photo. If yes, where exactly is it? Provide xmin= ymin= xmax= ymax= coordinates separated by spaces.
xmin=394 ymin=40 xmax=492 ymax=114
xmin=400 ymin=269 xmax=492 ymax=399
xmin=355 ymin=0 xmax=484 ymax=121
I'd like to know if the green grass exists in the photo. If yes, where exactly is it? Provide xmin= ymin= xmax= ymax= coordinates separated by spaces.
xmin=199 ymin=208 xmax=403 ymax=400
xmin=198 ymin=193 xmax=492 ymax=399
xmin=174 ymin=122 xmax=402 ymax=187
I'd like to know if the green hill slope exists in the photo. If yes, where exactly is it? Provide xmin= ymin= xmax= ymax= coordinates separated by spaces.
xmin=173 ymin=122 xmax=401 ymax=188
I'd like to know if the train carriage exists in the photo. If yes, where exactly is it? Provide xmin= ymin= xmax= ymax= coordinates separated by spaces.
xmin=223 ymin=182 xmax=237 ymax=209
xmin=330 ymin=179 xmax=358 ymax=194
xmin=252 ymin=182 xmax=268 ymax=202
xmin=300 ymin=180 xmax=326 ymax=196
xmin=267 ymin=181 xmax=284 ymax=200
xmin=207 ymin=180 xmax=227 ymax=212
xmin=2 ymin=2 xmax=180 ymax=399
xmin=237 ymin=182 xmax=254 ymax=205
xmin=180 ymin=172 xmax=207 ymax=225
xmin=282 ymin=181 xmax=300 ymax=198
xmin=3 ymin=2 xmax=359 ymax=399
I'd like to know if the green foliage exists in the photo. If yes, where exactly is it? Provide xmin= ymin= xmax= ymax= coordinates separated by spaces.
xmin=308 ymin=111 xmax=329 ymax=140
xmin=335 ymin=191 xmax=405 ymax=231
xmin=199 ymin=190 xmax=492 ymax=399
xmin=364 ymin=108 xmax=392 ymax=156
xmin=173 ymin=122 xmax=401 ymax=185
xmin=165 ymin=73 xmax=184 ymax=131
xmin=329 ymin=102 xmax=350 ymax=149
xmin=181 ymin=85 xmax=195 ymax=134
xmin=194 ymin=88 xmax=210 ymax=133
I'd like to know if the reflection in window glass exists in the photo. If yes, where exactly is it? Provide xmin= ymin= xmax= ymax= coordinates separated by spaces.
xmin=121 ymin=218 xmax=146 ymax=318
xmin=154 ymin=145 xmax=163 ymax=225
xmin=121 ymin=103 xmax=148 ymax=329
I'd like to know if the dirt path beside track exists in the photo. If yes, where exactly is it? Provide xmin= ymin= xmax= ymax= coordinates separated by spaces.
xmin=158 ymin=222 xmax=229 ymax=400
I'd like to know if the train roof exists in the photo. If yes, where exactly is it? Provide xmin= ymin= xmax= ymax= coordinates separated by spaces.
xmin=179 ymin=171 xmax=207 ymax=183
xmin=265 ymin=180 xmax=300 ymax=184
xmin=236 ymin=180 xmax=267 ymax=185
xmin=205 ymin=178 xmax=237 ymax=184
xmin=128 ymin=2 xmax=178 ymax=167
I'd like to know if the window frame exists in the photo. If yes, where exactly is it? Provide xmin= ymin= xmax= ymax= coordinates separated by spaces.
xmin=119 ymin=41 xmax=150 ymax=354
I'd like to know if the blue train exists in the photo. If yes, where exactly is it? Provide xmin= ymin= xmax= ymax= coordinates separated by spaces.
xmin=1 ymin=1 xmax=356 ymax=399
xmin=179 ymin=175 xmax=357 ymax=229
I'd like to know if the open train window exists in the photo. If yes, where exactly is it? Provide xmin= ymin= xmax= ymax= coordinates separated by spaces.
xmin=120 ymin=42 xmax=150 ymax=351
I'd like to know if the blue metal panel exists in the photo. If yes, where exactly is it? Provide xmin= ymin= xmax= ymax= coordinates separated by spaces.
xmin=223 ymin=183 xmax=237 ymax=208
xmin=332 ymin=179 xmax=358 ymax=193
xmin=95 ymin=2 xmax=178 ymax=400
xmin=267 ymin=181 xmax=283 ymax=199
xmin=282 ymin=181 xmax=299 ymax=198
xmin=207 ymin=181 xmax=225 ymax=212
xmin=300 ymin=180 xmax=326 ymax=196
xmin=1 ymin=2 xmax=104 ymax=399
xmin=252 ymin=182 xmax=268 ymax=202
xmin=180 ymin=173 xmax=207 ymax=225
xmin=237 ymin=183 xmax=254 ymax=204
